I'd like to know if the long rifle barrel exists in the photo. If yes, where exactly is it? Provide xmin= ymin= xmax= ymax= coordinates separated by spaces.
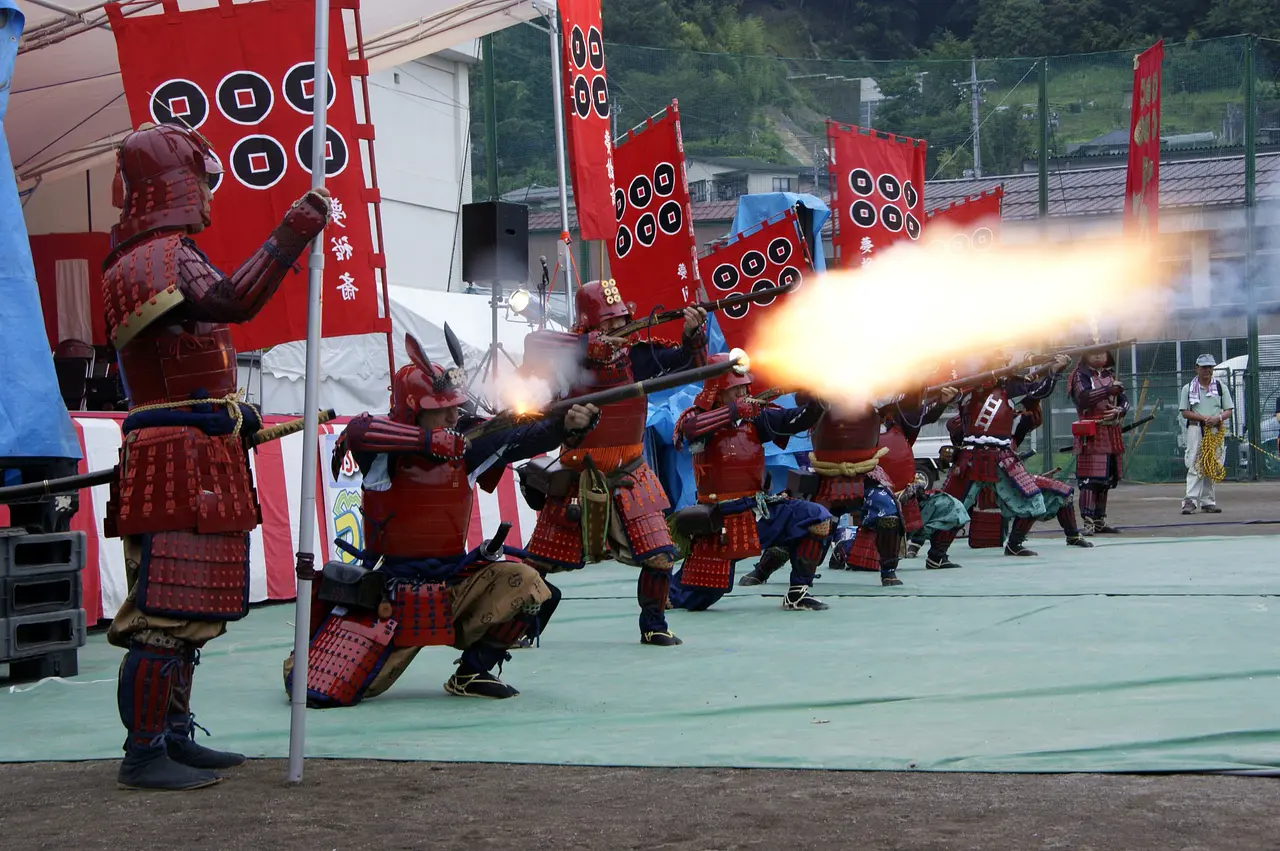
xmin=922 ymin=339 xmax=1136 ymax=398
xmin=613 ymin=282 xmax=796 ymax=338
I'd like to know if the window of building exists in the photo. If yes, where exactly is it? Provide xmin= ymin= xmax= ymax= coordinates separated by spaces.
xmin=715 ymin=175 xmax=748 ymax=201
xmin=689 ymin=180 xmax=708 ymax=203
xmin=772 ymin=177 xmax=793 ymax=192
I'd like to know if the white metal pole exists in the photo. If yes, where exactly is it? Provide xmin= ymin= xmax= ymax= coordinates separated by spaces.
xmin=286 ymin=0 xmax=331 ymax=786
xmin=546 ymin=9 xmax=575 ymax=326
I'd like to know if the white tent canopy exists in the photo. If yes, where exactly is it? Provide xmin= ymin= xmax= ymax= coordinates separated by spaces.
xmin=11 ymin=0 xmax=553 ymax=182
xmin=250 ymin=285 xmax=562 ymax=415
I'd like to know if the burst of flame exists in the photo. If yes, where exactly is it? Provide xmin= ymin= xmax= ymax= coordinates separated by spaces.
xmin=746 ymin=224 xmax=1166 ymax=408
xmin=492 ymin=372 xmax=554 ymax=416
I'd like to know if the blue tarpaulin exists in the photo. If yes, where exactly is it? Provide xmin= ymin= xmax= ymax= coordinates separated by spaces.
xmin=0 ymin=2 xmax=81 ymax=461
xmin=643 ymin=193 xmax=826 ymax=507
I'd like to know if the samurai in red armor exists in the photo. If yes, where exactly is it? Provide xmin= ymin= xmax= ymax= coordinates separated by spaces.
xmin=800 ymin=400 xmax=906 ymax=586
xmin=665 ymin=356 xmax=832 ymax=612
xmin=521 ymin=280 xmax=708 ymax=646
xmin=285 ymin=336 xmax=599 ymax=705
xmin=1068 ymin=350 xmax=1129 ymax=535
xmin=100 ymin=123 xmax=331 ymax=791
xmin=942 ymin=354 xmax=1093 ymax=555
xmin=885 ymin=387 xmax=970 ymax=570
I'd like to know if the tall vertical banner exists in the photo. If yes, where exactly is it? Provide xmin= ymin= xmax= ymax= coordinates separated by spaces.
xmin=827 ymin=121 xmax=926 ymax=268
xmin=106 ymin=0 xmax=388 ymax=352
xmin=925 ymin=186 xmax=1003 ymax=251
xmin=698 ymin=210 xmax=810 ymax=350
xmin=1125 ymin=40 xmax=1163 ymax=238
xmin=560 ymin=0 xmax=616 ymax=241
xmin=609 ymin=102 xmax=699 ymax=334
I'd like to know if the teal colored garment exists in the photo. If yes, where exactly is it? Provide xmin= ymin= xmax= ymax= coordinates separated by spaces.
xmin=918 ymin=491 xmax=969 ymax=534
xmin=0 ymin=3 xmax=83 ymax=460
xmin=961 ymin=474 xmax=1048 ymax=519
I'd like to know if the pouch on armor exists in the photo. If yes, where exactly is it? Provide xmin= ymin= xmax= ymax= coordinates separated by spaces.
xmin=389 ymin=579 xmax=454 ymax=647
xmin=787 ymin=468 xmax=820 ymax=500
xmin=671 ymin=504 xmax=723 ymax=538
xmin=517 ymin=458 xmax=578 ymax=510
xmin=318 ymin=561 xmax=385 ymax=612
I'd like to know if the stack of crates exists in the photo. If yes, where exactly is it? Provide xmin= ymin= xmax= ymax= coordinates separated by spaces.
xmin=0 ymin=528 xmax=87 ymax=680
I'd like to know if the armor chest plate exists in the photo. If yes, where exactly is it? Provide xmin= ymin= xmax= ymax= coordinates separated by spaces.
xmin=812 ymin=410 xmax=880 ymax=462
xmin=1082 ymin=371 xmax=1116 ymax=418
xmin=118 ymin=323 xmax=238 ymax=407
xmin=695 ymin=422 xmax=765 ymax=502
xmin=362 ymin=456 xmax=472 ymax=559
xmin=963 ymin=388 xmax=1015 ymax=439
xmin=877 ymin=424 xmax=917 ymax=492
xmin=571 ymin=365 xmax=646 ymax=450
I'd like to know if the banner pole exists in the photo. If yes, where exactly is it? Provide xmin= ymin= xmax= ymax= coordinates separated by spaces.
xmin=546 ymin=8 xmax=575 ymax=326
xmin=286 ymin=0 xmax=331 ymax=786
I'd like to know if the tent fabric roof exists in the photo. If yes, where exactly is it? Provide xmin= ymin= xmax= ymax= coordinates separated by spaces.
xmin=10 ymin=0 xmax=551 ymax=182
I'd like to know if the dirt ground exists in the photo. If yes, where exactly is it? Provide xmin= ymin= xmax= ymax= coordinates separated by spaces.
xmin=0 ymin=760 xmax=1273 ymax=850
xmin=2 ymin=481 xmax=1278 ymax=849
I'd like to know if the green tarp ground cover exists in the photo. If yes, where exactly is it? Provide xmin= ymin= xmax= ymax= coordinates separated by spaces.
xmin=4 ymin=535 xmax=1278 ymax=772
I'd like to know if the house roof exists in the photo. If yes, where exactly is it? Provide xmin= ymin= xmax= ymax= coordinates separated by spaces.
xmin=690 ymin=156 xmax=806 ymax=174
xmin=527 ymin=151 xmax=1280 ymax=232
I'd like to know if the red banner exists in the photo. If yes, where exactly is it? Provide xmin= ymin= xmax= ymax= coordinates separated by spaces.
xmin=1125 ymin=40 xmax=1163 ymax=238
xmin=107 ymin=0 xmax=388 ymax=351
xmin=925 ymin=186 xmax=1003 ymax=250
xmin=826 ymin=121 xmax=926 ymax=268
xmin=560 ymin=0 xmax=616 ymax=241
xmin=697 ymin=210 xmax=810 ymax=350
xmin=608 ymin=102 xmax=699 ymax=334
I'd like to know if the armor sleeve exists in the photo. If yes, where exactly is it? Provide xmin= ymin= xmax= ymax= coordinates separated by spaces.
xmin=584 ymin=331 xmax=624 ymax=365
xmin=1007 ymin=371 xmax=1059 ymax=402
xmin=341 ymin=415 xmax=427 ymax=454
xmin=680 ymin=405 xmax=735 ymax=442
xmin=754 ymin=402 xmax=823 ymax=446
xmin=171 ymin=194 xmax=329 ymax=324
xmin=946 ymin=414 xmax=964 ymax=446
xmin=919 ymin=400 xmax=948 ymax=427
xmin=631 ymin=328 xmax=707 ymax=379
xmin=463 ymin=417 xmax=566 ymax=473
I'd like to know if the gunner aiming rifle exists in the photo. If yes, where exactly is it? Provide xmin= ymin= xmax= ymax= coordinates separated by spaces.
xmin=919 ymin=339 xmax=1138 ymax=402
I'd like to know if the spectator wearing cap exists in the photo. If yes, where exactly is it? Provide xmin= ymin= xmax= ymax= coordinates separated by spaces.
xmin=1179 ymin=354 xmax=1234 ymax=515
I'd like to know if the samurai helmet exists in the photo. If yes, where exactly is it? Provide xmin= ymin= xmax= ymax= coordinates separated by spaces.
xmin=110 ymin=122 xmax=223 ymax=248
xmin=574 ymin=279 xmax=633 ymax=331
xmin=390 ymin=333 xmax=468 ymax=422
xmin=694 ymin=352 xmax=753 ymax=410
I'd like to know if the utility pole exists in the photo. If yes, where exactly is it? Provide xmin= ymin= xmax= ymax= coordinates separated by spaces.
xmin=955 ymin=57 xmax=995 ymax=177
xmin=611 ymin=92 xmax=619 ymax=142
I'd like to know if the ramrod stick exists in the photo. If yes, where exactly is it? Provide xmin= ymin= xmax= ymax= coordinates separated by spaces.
xmin=465 ymin=350 xmax=749 ymax=442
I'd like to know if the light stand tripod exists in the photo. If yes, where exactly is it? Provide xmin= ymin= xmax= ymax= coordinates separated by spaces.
xmin=466 ymin=279 xmax=520 ymax=411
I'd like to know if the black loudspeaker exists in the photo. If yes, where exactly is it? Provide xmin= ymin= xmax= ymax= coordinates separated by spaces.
xmin=462 ymin=201 xmax=529 ymax=284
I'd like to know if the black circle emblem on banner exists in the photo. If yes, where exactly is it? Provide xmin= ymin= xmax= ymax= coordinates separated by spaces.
xmin=740 ymin=250 xmax=767 ymax=278
xmin=283 ymin=62 xmax=337 ymax=114
xmin=881 ymin=204 xmax=904 ymax=232
xmin=588 ymin=26 xmax=605 ymax=71
xmin=950 ymin=233 xmax=971 ymax=251
xmin=905 ymin=212 xmax=922 ymax=240
xmin=904 ymin=181 xmax=919 ymax=209
xmin=570 ymin=25 xmax=588 ymax=70
xmin=614 ymin=188 xmax=626 ymax=222
xmin=972 ymin=227 xmax=995 ymax=249
xmin=777 ymin=265 xmax=803 ymax=290
xmin=636 ymin=212 xmax=658 ymax=247
xmin=711 ymin=263 xmax=740 ymax=292
xmin=615 ymin=223 xmax=633 ymax=258
xmin=229 ymin=135 xmax=287 ymax=190
xmin=295 ymin=125 xmax=349 ymax=177
xmin=750 ymin=278 xmax=780 ymax=305
xmin=629 ymin=175 xmax=653 ymax=210
xmin=724 ymin=299 xmax=750 ymax=320
xmin=217 ymin=71 xmax=273 ymax=125
xmin=877 ymin=173 xmax=902 ymax=201
xmin=849 ymin=168 xmax=874 ymax=196
xmin=150 ymin=79 xmax=209 ymax=129
xmin=850 ymin=200 xmax=877 ymax=228
xmin=658 ymin=200 xmax=683 ymax=234
xmin=653 ymin=162 xmax=676 ymax=197
xmin=572 ymin=74 xmax=592 ymax=119
xmin=767 ymin=237 xmax=792 ymax=265
xmin=592 ymin=76 xmax=610 ymax=119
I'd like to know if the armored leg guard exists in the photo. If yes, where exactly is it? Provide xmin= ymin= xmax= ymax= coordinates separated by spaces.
xmin=925 ymin=528 xmax=961 ymax=570
xmin=1004 ymin=517 xmax=1039 ymax=557
xmin=446 ymin=614 xmax=537 ymax=699
xmin=165 ymin=647 xmax=246 ymax=770
xmin=1058 ymin=503 xmax=1094 ymax=548
xmin=905 ymin=533 xmax=925 ymax=559
xmin=513 ymin=581 xmax=561 ymax=649
xmin=875 ymin=520 xmax=904 ymax=586
xmin=782 ymin=534 xmax=829 ymax=610
xmin=638 ymin=566 xmax=682 ymax=646
xmin=1084 ymin=489 xmax=1119 ymax=533
xmin=117 ymin=641 xmax=220 ymax=791
xmin=739 ymin=546 xmax=788 ymax=587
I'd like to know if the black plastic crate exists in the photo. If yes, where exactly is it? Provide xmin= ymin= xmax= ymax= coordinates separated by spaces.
xmin=2 ymin=572 xmax=82 ymax=617
xmin=2 ymin=609 xmax=86 ymax=661
xmin=0 ymin=530 xmax=85 ymax=578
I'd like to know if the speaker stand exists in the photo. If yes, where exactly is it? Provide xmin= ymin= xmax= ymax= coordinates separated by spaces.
xmin=466 ymin=280 xmax=520 ymax=409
